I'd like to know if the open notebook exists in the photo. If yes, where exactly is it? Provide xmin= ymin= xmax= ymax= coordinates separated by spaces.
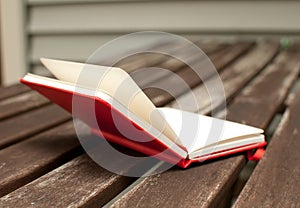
xmin=21 ymin=58 xmax=266 ymax=168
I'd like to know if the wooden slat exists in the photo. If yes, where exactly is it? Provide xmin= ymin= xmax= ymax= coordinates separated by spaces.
xmin=0 ymin=91 xmax=50 ymax=120
xmin=144 ymin=42 xmax=252 ymax=106
xmin=0 ymin=121 xmax=81 ymax=197
xmin=0 ymin=153 xmax=136 ymax=207
xmin=110 ymin=157 xmax=246 ymax=208
xmin=154 ymin=41 xmax=229 ymax=71
xmin=285 ymin=79 xmax=300 ymax=106
xmin=0 ymin=84 xmax=30 ymax=100
xmin=117 ymin=41 xmax=226 ymax=73
xmin=107 ymin=47 xmax=300 ymax=207
xmin=169 ymin=41 xmax=279 ymax=113
xmin=0 ymin=104 xmax=70 ymax=149
xmin=197 ymin=41 xmax=229 ymax=54
xmin=226 ymin=50 xmax=300 ymax=127
xmin=233 ymin=70 xmax=300 ymax=207
xmin=114 ymin=41 xmax=190 ymax=73
xmin=131 ymin=42 xmax=228 ymax=87
xmin=209 ymin=42 xmax=253 ymax=70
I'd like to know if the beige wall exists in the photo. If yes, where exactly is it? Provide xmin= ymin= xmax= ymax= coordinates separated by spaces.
xmin=0 ymin=0 xmax=26 ymax=85
xmin=1 ymin=0 xmax=300 ymax=85
xmin=0 ymin=0 xmax=1 ymax=85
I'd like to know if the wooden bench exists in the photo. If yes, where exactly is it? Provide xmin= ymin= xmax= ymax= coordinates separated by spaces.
xmin=0 ymin=40 xmax=299 ymax=207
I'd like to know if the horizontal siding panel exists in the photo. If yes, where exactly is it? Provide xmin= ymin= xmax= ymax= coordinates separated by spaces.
xmin=30 ymin=34 xmax=121 ymax=63
xmin=27 ymin=0 xmax=160 ymax=5
xmin=28 ymin=1 xmax=300 ymax=35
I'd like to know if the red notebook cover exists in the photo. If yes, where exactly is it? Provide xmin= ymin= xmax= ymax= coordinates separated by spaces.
xmin=20 ymin=78 xmax=266 ymax=168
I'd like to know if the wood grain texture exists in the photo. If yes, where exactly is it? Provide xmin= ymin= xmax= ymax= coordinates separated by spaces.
xmin=0 ymin=91 xmax=49 ymax=120
xmin=108 ymin=46 xmax=300 ymax=208
xmin=169 ymin=41 xmax=279 ymax=113
xmin=233 ymin=64 xmax=300 ymax=208
xmin=131 ymin=42 xmax=228 ymax=88
xmin=144 ymin=42 xmax=252 ymax=107
xmin=0 ymin=84 xmax=30 ymax=100
xmin=0 ymin=104 xmax=70 ymax=149
xmin=111 ymin=156 xmax=246 ymax=208
xmin=113 ymin=40 xmax=221 ymax=73
xmin=114 ymin=41 xmax=180 ymax=73
xmin=0 ymin=121 xmax=82 ymax=197
xmin=0 ymin=154 xmax=135 ymax=207
xmin=208 ymin=42 xmax=253 ymax=71
xmin=227 ymin=50 xmax=300 ymax=127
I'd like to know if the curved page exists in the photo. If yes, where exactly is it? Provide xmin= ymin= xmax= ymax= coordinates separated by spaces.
xmin=40 ymin=58 xmax=182 ymax=146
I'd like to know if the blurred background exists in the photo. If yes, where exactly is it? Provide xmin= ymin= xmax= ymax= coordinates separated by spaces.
xmin=1 ymin=0 xmax=300 ymax=86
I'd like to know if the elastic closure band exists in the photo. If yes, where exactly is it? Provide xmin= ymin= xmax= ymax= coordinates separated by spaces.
xmin=247 ymin=148 xmax=265 ymax=161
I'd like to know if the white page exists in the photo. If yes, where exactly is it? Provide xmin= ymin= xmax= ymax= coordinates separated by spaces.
xmin=157 ymin=107 xmax=264 ymax=154
xmin=40 ymin=58 xmax=182 ymax=146
xmin=189 ymin=134 xmax=264 ymax=159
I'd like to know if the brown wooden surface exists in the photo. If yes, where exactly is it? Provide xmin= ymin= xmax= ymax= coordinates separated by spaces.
xmin=0 ymin=104 xmax=70 ymax=149
xmin=144 ymin=42 xmax=252 ymax=107
xmin=169 ymin=41 xmax=279 ymax=113
xmin=0 ymin=154 xmax=135 ymax=207
xmin=131 ymin=42 xmax=227 ymax=87
xmin=233 ymin=53 xmax=300 ymax=208
xmin=108 ymin=43 xmax=300 ymax=208
xmin=0 ymin=84 xmax=30 ymax=100
xmin=0 ymin=40 xmax=299 ymax=208
xmin=0 ymin=91 xmax=49 ymax=120
xmin=0 ymin=121 xmax=81 ymax=197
